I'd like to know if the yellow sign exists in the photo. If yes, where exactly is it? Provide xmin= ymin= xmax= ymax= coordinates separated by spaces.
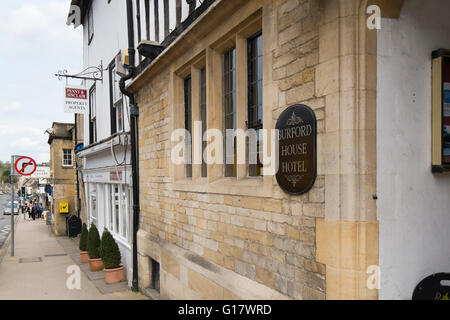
xmin=59 ymin=202 xmax=69 ymax=213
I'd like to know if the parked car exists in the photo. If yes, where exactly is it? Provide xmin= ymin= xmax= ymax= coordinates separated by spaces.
xmin=3 ymin=201 xmax=19 ymax=215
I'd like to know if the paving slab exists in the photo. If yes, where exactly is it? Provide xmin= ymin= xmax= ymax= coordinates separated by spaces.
xmin=79 ymin=263 xmax=106 ymax=281
xmin=0 ymin=216 xmax=148 ymax=300
xmin=93 ymin=279 xmax=129 ymax=294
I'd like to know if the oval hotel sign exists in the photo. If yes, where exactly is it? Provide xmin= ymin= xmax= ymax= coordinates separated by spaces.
xmin=275 ymin=104 xmax=317 ymax=195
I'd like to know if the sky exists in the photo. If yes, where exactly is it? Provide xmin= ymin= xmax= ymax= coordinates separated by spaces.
xmin=0 ymin=0 xmax=82 ymax=164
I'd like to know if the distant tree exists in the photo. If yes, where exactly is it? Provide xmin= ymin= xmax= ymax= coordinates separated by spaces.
xmin=1 ymin=171 xmax=18 ymax=184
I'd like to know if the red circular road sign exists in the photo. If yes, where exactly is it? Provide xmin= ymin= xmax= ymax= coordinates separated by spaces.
xmin=14 ymin=156 xmax=37 ymax=176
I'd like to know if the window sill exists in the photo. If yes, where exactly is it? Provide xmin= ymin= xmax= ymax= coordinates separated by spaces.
xmin=172 ymin=176 xmax=267 ymax=197
xmin=111 ymin=231 xmax=131 ymax=249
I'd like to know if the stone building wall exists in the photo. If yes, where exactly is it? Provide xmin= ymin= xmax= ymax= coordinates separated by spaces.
xmin=50 ymin=130 xmax=76 ymax=236
xmin=133 ymin=0 xmax=330 ymax=300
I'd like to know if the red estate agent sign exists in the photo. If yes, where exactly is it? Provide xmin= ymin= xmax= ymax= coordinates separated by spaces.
xmin=14 ymin=156 xmax=37 ymax=176
xmin=64 ymin=84 xmax=89 ymax=114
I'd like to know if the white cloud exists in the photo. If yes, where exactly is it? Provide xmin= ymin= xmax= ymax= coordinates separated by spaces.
xmin=0 ymin=125 xmax=42 ymax=136
xmin=0 ymin=1 xmax=82 ymax=53
xmin=0 ymin=125 xmax=49 ymax=162
xmin=0 ymin=101 xmax=22 ymax=113
xmin=11 ymin=137 xmax=48 ymax=151
xmin=0 ymin=0 xmax=81 ymax=162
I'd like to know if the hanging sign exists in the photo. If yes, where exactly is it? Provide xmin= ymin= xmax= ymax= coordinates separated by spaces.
xmin=275 ymin=104 xmax=317 ymax=195
xmin=64 ymin=85 xmax=89 ymax=114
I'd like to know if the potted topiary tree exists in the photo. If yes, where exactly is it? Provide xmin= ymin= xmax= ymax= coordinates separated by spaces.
xmin=100 ymin=228 xmax=125 ymax=284
xmin=87 ymin=223 xmax=104 ymax=272
xmin=79 ymin=223 xmax=89 ymax=263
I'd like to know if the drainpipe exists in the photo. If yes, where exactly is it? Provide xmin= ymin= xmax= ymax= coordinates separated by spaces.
xmin=74 ymin=115 xmax=80 ymax=219
xmin=120 ymin=0 xmax=140 ymax=292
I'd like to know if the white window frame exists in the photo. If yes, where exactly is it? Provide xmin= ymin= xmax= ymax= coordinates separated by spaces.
xmin=90 ymin=85 xmax=97 ymax=143
xmin=88 ymin=4 xmax=94 ymax=45
xmin=111 ymin=65 xmax=125 ymax=133
xmin=89 ymin=184 xmax=97 ymax=226
xmin=62 ymin=149 xmax=73 ymax=167
xmin=105 ymin=184 xmax=112 ymax=230
xmin=107 ymin=183 xmax=131 ymax=244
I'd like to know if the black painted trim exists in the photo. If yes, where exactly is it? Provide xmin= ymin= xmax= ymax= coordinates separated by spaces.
xmin=134 ymin=0 xmax=217 ymax=77
xmin=108 ymin=58 xmax=117 ymax=135
xmin=89 ymin=84 xmax=96 ymax=145
xmin=432 ymin=165 xmax=445 ymax=173
xmin=432 ymin=48 xmax=450 ymax=59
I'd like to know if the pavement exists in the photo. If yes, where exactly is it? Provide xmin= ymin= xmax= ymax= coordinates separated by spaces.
xmin=0 ymin=213 xmax=149 ymax=300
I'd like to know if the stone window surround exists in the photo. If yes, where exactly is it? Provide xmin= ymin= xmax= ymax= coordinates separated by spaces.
xmin=169 ymin=8 xmax=276 ymax=198
xmin=62 ymin=149 xmax=73 ymax=167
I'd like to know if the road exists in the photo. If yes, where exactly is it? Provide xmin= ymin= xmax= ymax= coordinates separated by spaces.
xmin=0 ymin=193 xmax=16 ymax=248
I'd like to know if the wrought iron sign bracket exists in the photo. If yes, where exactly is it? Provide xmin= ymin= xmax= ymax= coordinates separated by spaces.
xmin=55 ymin=61 xmax=106 ymax=83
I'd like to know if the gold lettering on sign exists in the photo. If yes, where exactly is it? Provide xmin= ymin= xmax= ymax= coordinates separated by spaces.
xmin=281 ymin=143 xmax=307 ymax=157
xmin=282 ymin=161 xmax=306 ymax=173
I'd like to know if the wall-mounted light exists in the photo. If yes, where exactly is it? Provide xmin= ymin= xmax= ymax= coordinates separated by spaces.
xmin=137 ymin=40 xmax=164 ymax=60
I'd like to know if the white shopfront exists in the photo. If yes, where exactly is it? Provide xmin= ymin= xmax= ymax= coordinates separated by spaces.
xmin=80 ymin=137 xmax=133 ymax=286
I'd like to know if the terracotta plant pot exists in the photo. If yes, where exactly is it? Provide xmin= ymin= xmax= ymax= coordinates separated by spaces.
xmin=104 ymin=265 xmax=126 ymax=284
xmin=80 ymin=251 xmax=89 ymax=263
xmin=88 ymin=258 xmax=104 ymax=272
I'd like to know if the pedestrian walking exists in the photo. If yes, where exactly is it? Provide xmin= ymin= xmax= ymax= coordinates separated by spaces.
xmin=31 ymin=202 xmax=37 ymax=221
xmin=38 ymin=203 xmax=43 ymax=219
xmin=27 ymin=203 xmax=32 ymax=220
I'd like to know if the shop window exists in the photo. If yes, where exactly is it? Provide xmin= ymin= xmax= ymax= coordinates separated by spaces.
xmin=108 ymin=184 xmax=131 ymax=242
xmin=121 ymin=186 xmax=129 ymax=239
xmin=106 ymin=184 xmax=113 ymax=230
xmin=89 ymin=184 xmax=97 ymax=226
xmin=113 ymin=185 xmax=120 ymax=234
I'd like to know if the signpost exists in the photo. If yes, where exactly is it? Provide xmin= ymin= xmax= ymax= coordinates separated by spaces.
xmin=10 ymin=155 xmax=37 ymax=256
